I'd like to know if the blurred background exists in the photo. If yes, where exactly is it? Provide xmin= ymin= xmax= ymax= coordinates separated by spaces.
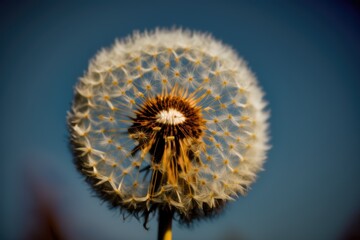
xmin=1 ymin=1 xmax=359 ymax=239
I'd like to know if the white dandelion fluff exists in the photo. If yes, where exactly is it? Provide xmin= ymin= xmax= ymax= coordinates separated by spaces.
xmin=68 ymin=29 xmax=269 ymax=232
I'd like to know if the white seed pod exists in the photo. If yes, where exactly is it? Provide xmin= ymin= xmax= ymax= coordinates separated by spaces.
xmin=68 ymin=29 xmax=269 ymax=226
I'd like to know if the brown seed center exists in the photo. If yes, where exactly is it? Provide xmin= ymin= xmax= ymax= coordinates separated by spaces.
xmin=127 ymin=89 xmax=206 ymax=191
xmin=128 ymin=93 xmax=205 ymax=144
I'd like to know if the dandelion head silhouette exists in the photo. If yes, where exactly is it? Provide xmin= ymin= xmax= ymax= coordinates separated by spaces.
xmin=68 ymin=29 xmax=269 ymax=226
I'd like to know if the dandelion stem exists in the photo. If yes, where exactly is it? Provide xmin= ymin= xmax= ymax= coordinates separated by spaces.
xmin=158 ymin=209 xmax=173 ymax=240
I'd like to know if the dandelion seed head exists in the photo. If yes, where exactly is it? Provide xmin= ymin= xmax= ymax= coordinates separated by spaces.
xmin=68 ymin=29 xmax=269 ymax=225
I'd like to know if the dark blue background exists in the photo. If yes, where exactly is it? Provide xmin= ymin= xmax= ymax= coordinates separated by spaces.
xmin=1 ymin=1 xmax=359 ymax=239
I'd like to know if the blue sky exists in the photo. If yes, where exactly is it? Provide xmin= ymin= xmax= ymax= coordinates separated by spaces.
xmin=0 ymin=1 xmax=359 ymax=240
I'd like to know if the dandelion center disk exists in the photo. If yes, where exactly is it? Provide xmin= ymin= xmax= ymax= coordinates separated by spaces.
xmin=128 ymin=90 xmax=206 ymax=194
xmin=129 ymin=91 xmax=205 ymax=141
xmin=68 ymin=29 xmax=269 ymax=225
xmin=156 ymin=109 xmax=185 ymax=125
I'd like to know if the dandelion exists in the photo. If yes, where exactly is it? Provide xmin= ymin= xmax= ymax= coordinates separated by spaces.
xmin=68 ymin=29 xmax=269 ymax=240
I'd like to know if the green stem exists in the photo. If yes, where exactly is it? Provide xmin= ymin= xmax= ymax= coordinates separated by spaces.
xmin=158 ymin=209 xmax=173 ymax=240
